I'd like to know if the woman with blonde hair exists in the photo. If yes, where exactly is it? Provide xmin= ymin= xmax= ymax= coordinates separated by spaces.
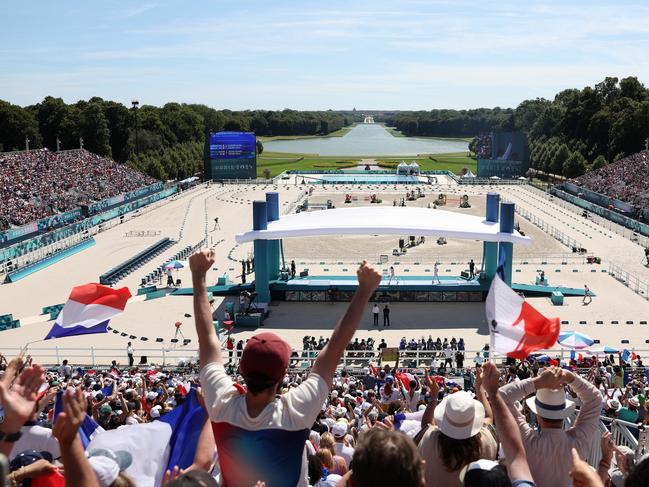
xmin=319 ymin=433 xmax=348 ymax=475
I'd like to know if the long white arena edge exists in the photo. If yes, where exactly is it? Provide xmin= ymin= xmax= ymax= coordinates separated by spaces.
xmin=1 ymin=181 xmax=649 ymax=365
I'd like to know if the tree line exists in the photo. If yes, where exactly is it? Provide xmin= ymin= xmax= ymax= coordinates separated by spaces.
xmin=1 ymin=77 xmax=648 ymax=180
xmin=0 ymin=97 xmax=355 ymax=179
xmin=381 ymin=76 xmax=649 ymax=178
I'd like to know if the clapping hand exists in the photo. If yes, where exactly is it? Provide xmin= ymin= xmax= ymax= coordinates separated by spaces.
xmin=52 ymin=388 xmax=87 ymax=446
xmin=0 ymin=364 xmax=45 ymax=433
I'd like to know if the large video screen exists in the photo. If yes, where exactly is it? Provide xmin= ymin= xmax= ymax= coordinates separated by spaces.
xmin=206 ymin=131 xmax=257 ymax=180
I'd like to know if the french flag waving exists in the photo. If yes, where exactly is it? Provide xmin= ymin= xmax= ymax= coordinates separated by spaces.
xmin=45 ymin=283 xmax=131 ymax=340
xmin=486 ymin=274 xmax=560 ymax=359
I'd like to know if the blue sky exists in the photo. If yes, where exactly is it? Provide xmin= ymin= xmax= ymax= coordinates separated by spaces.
xmin=2 ymin=0 xmax=649 ymax=110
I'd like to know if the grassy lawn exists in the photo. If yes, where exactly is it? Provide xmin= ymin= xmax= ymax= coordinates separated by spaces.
xmin=257 ymin=151 xmax=476 ymax=177
xmin=377 ymin=152 xmax=477 ymax=173
xmin=257 ymin=153 xmax=360 ymax=177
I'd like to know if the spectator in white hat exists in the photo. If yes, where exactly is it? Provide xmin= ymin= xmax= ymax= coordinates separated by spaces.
xmin=418 ymin=386 xmax=496 ymax=487
xmin=499 ymin=366 xmax=600 ymax=487
xmin=332 ymin=422 xmax=354 ymax=467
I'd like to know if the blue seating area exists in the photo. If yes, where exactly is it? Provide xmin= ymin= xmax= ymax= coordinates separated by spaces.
xmin=0 ymin=314 xmax=20 ymax=331
xmin=140 ymin=244 xmax=195 ymax=287
xmin=100 ymin=237 xmax=174 ymax=285
xmin=4 ymin=238 xmax=96 ymax=283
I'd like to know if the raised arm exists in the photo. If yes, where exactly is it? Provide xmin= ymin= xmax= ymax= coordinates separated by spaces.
xmin=483 ymin=361 xmax=533 ymax=484
xmin=190 ymin=249 xmax=223 ymax=367
xmin=311 ymin=261 xmax=380 ymax=385
xmin=475 ymin=366 xmax=493 ymax=425
xmin=421 ymin=374 xmax=439 ymax=429
xmin=0 ymin=364 xmax=45 ymax=457
xmin=53 ymin=389 xmax=100 ymax=487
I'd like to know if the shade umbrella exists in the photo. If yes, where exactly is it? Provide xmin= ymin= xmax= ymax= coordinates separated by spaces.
xmin=489 ymin=176 xmax=501 ymax=180
xmin=164 ymin=260 xmax=187 ymax=270
xmin=588 ymin=345 xmax=618 ymax=354
xmin=558 ymin=331 xmax=594 ymax=350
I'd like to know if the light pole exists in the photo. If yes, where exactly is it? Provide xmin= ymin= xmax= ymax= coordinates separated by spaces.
xmin=25 ymin=137 xmax=30 ymax=151
xmin=132 ymin=100 xmax=140 ymax=155
xmin=56 ymin=135 xmax=61 ymax=152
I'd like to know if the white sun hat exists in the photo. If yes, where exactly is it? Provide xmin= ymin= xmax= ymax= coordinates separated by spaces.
xmin=434 ymin=391 xmax=485 ymax=440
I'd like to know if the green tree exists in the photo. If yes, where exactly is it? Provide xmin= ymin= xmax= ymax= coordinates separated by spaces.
xmin=563 ymin=151 xmax=587 ymax=178
xmin=551 ymin=144 xmax=570 ymax=175
xmin=0 ymin=101 xmax=41 ymax=151
xmin=256 ymin=139 xmax=264 ymax=155
xmin=591 ymin=155 xmax=607 ymax=171
xmin=78 ymin=102 xmax=111 ymax=156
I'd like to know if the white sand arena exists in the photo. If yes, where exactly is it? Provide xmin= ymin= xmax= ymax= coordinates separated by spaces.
xmin=2 ymin=180 xmax=649 ymax=366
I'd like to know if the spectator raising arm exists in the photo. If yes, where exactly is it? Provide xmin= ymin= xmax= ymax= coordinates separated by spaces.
xmin=482 ymin=361 xmax=534 ymax=485
xmin=52 ymin=388 xmax=100 ymax=487
xmin=311 ymin=261 xmax=381 ymax=385
xmin=0 ymin=364 xmax=45 ymax=457
xmin=190 ymin=249 xmax=223 ymax=367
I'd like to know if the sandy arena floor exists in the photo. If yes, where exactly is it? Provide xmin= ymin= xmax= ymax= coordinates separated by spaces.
xmin=2 ymin=181 xmax=649 ymax=365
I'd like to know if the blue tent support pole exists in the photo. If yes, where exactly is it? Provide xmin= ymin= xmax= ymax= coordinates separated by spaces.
xmin=499 ymin=202 xmax=515 ymax=287
xmin=252 ymin=201 xmax=270 ymax=303
xmin=483 ymin=192 xmax=500 ymax=280
xmin=265 ymin=192 xmax=281 ymax=282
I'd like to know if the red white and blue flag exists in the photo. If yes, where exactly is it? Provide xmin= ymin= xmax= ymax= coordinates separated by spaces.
xmin=45 ymin=283 xmax=131 ymax=340
xmin=486 ymin=274 xmax=560 ymax=359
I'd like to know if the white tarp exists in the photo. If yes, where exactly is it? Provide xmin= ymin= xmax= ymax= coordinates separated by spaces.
xmin=235 ymin=206 xmax=531 ymax=244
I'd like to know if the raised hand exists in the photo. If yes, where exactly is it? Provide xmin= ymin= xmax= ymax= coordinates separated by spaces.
xmin=481 ymin=361 xmax=500 ymax=396
xmin=570 ymin=448 xmax=605 ymax=487
xmin=357 ymin=261 xmax=381 ymax=294
xmin=189 ymin=249 xmax=215 ymax=277
xmin=52 ymin=388 xmax=88 ymax=446
xmin=0 ymin=364 xmax=45 ymax=433
xmin=0 ymin=351 xmax=26 ymax=387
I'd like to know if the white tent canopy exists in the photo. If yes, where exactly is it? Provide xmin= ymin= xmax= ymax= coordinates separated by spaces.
xmin=235 ymin=206 xmax=532 ymax=244
xmin=462 ymin=170 xmax=476 ymax=178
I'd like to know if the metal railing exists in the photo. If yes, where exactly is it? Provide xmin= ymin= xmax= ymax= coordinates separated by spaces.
xmin=514 ymin=205 xmax=585 ymax=251
xmin=608 ymin=263 xmax=649 ymax=300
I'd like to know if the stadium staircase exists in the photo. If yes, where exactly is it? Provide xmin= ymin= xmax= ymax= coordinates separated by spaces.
xmin=100 ymin=237 xmax=175 ymax=286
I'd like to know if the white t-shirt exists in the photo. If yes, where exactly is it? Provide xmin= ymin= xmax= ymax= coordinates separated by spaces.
xmin=127 ymin=346 xmax=134 ymax=355
xmin=474 ymin=355 xmax=484 ymax=365
xmin=379 ymin=385 xmax=401 ymax=404
xmin=10 ymin=424 xmax=61 ymax=460
xmin=200 ymin=362 xmax=329 ymax=487
xmin=57 ymin=364 xmax=71 ymax=377
xmin=372 ymin=305 xmax=379 ymax=314
xmin=334 ymin=441 xmax=354 ymax=468
xmin=443 ymin=348 xmax=453 ymax=359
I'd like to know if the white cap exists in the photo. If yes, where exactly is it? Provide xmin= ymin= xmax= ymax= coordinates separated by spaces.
xmin=88 ymin=456 xmax=119 ymax=487
xmin=150 ymin=405 xmax=162 ymax=418
xmin=332 ymin=422 xmax=347 ymax=438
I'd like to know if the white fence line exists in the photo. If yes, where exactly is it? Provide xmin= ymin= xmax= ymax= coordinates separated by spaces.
xmin=609 ymin=262 xmax=649 ymax=301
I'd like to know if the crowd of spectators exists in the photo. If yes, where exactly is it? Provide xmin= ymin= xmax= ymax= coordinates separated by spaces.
xmin=1 ymin=251 xmax=649 ymax=487
xmin=572 ymin=151 xmax=649 ymax=210
xmin=0 ymin=148 xmax=157 ymax=229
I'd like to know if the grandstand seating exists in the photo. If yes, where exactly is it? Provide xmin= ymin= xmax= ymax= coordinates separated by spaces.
xmin=4 ymin=237 xmax=95 ymax=283
xmin=0 ymin=149 xmax=157 ymax=228
xmin=139 ymin=240 xmax=206 ymax=287
xmin=100 ymin=237 xmax=174 ymax=285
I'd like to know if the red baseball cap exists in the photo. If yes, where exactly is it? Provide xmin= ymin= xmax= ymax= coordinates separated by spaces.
xmin=240 ymin=332 xmax=292 ymax=383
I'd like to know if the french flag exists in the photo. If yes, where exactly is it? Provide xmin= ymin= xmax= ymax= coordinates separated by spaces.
xmin=45 ymin=283 xmax=131 ymax=340
xmin=486 ymin=274 xmax=560 ymax=359
xmin=87 ymin=388 xmax=206 ymax=487
xmin=53 ymin=391 xmax=104 ymax=448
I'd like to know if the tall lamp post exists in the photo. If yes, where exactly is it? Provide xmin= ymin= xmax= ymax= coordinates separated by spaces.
xmin=132 ymin=100 xmax=140 ymax=155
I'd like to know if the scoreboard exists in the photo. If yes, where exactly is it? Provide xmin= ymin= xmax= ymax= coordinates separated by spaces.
xmin=206 ymin=131 xmax=257 ymax=180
